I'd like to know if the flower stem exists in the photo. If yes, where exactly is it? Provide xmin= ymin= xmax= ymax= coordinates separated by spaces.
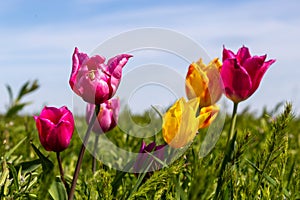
xmin=92 ymin=134 xmax=100 ymax=173
xmin=68 ymin=104 xmax=100 ymax=200
xmin=214 ymin=102 xmax=238 ymax=199
xmin=56 ymin=152 xmax=68 ymax=193
xmin=227 ymin=102 xmax=238 ymax=144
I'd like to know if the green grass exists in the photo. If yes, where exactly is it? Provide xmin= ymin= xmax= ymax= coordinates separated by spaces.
xmin=0 ymin=103 xmax=300 ymax=199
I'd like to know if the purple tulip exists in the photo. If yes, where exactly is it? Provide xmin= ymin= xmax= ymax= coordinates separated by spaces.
xmin=133 ymin=141 xmax=165 ymax=173
xmin=69 ymin=47 xmax=132 ymax=104
xmin=86 ymin=98 xmax=120 ymax=134
xmin=34 ymin=106 xmax=74 ymax=152
xmin=221 ymin=46 xmax=275 ymax=103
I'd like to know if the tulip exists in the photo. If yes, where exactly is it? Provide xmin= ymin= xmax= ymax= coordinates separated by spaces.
xmin=186 ymin=58 xmax=222 ymax=107
xmin=162 ymin=97 xmax=216 ymax=148
xmin=86 ymin=98 xmax=120 ymax=134
xmin=34 ymin=106 xmax=74 ymax=152
xmin=199 ymin=104 xmax=219 ymax=129
xmin=69 ymin=47 xmax=132 ymax=104
xmin=221 ymin=46 xmax=275 ymax=103
xmin=133 ymin=141 xmax=165 ymax=173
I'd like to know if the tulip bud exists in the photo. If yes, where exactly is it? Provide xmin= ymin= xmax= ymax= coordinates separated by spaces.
xmin=34 ymin=106 xmax=74 ymax=152
xmin=86 ymin=98 xmax=120 ymax=134
xmin=133 ymin=141 xmax=165 ymax=173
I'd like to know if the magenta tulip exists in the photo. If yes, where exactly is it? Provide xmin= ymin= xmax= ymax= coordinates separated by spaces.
xmin=86 ymin=98 xmax=120 ymax=134
xmin=69 ymin=47 xmax=132 ymax=104
xmin=34 ymin=106 xmax=74 ymax=152
xmin=133 ymin=141 xmax=165 ymax=173
xmin=221 ymin=46 xmax=275 ymax=103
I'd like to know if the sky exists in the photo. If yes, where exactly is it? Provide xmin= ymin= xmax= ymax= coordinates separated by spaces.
xmin=0 ymin=0 xmax=300 ymax=116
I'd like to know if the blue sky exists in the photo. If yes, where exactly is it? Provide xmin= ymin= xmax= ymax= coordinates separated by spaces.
xmin=0 ymin=0 xmax=299 ymax=115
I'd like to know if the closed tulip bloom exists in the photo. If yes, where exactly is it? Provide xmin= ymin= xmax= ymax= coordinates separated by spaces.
xmin=162 ymin=98 xmax=215 ymax=148
xmin=86 ymin=98 xmax=120 ymax=134
xmin=133 ymin=141 xmax=165 ymax=173
xmin=34 ymin=106 xmax=74 ymax=152
xmin=69 ymin=47 xmax=132 ymax=104
xmin=221 ymin=46 xmax=275 ymax=103
xmin=186 ymin=58 xmax=222 ymax=107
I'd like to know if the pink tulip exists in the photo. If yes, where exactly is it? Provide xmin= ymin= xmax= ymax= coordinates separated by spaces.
xmin=86 ymin=98 xmax=120 ymax=134
xmin=133 ymin=141 xmax=165 ymax=173
xmin=221 ymin=46 xmax=275 ymax=103
xmin=69 ymin=47 xmax=132 ymax=104
xmin=34 ymin=106 xmax=74 ymax=152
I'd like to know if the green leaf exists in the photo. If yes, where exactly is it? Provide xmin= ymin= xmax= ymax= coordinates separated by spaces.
xmin=49 ymin=180 xmax=68 ymax=200
xmin=5 ymin=137 xmax=27 ymax=159
xmin=7 ymin=162 xmax=19 ymax=191
xmin=16 ymin=80 xmax=39 ymax=103
xmin=112 ymin=160 xmax=135 ymax=196
xmin=5 ymin=84 xmax=14 ymax=106
xmin=31 ymin=143 xmax=54 ymax=172
xmin=15 ymin=159 xmax=42 ymax=174
xmin=0 ymin=161 xmax=9 ymax=187
xmin=5 ymin=102 xmax=30 ymax=118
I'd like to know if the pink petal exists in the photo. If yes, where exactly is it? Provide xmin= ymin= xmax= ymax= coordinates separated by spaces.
xmin=222 ymin=46 xmax=235 ymax=62
xmin=236 ymin=46 xmax=251 ymax=65
xmin=40 ymin=106 xmax=61 ymax=124
xmin=221 ymin=59 xmax=252 ymax=102
xmin=70 ymin=47 xmax=89 ymax=90
xmin=54 ymin=121 xmax=74 ymax=152
xmin=107 ymin=54 xmax=132 ymax=79
xmin=86 ymin=55 xmax=106 ymax=71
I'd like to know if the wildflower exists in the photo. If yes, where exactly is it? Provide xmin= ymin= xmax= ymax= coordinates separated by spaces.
xmin=69 ymin=47 xmax=132 ymax=104
xmin=86 ymin=98 xmax=120 ymax=133
xmin=221 ymin=46 xmax=275 ymax=103
xmin=34 ymin=106 xmax=74 ymax=152
xmin=186 ymin=58 xmax=222 ymax=107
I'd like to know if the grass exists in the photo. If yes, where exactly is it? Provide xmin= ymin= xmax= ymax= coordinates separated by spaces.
xmin=0 ymin=102 xmax=299 ymax=199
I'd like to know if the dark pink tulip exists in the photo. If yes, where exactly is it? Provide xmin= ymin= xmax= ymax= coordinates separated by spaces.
xmin=34 ymin=106 xmax=74 ymax=152
xmin=221 ymin=46 xmax=275 ymax=103
xmin=133 ymin=141 xmax=165 ymax=173
xmin=69 ymin=47 xmax=132 ymax=104
xmin=86 ymin=98 xmax=120 ymax=134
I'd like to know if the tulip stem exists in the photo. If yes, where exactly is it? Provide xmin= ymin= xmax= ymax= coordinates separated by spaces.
xmin=92 ymin=134 xmax=100 ymax=173
xmin=56 ymin=152 xmax=69 ymax=193
xmin=68 ymin=104 xmax=100 ymax=200
xmin=214 ymin=102 xmax=238 ymax=199
xmin=227 ymin=102 xmax=238 ymax=145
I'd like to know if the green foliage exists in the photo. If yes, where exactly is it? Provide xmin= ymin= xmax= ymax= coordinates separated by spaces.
xmin=1 ymin=101 xmax=300 ymax=199
xmin=5 ymin=80 xmax=39 ymax=118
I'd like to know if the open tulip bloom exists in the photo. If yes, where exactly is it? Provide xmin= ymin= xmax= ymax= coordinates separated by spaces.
xmin=162 ymin=98 xmax=218 ymax=148
xmin=221 ymin=46 xmax=275 ymax=103
xmin=69 ymin=47 xmax=132 ymax=105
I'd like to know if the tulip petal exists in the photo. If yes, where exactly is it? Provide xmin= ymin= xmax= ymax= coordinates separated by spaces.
xmin=243 ymin=56 xmax=275 ymax=97
xmin=222 ymin=46 xmax=236 ymax=62
xmin=221 ymin=59 xmax=252 ymax=103
xmin=107 ymin=54 xmax=132 ymax=79
xmin=55 ymin=121 xmax=74 ymax=152
xmin=236 ymin=46 xmax=251 ymax=65
xmin=39 ymin=106 xmax=62 ymax=124
xmin=70 ymin=47 xmax=89 ymax=90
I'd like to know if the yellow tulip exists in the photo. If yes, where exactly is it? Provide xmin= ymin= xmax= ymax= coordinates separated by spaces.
xmin=185 ymin=58 xmax=222 ymax=108
xmin=199 ymin=104 xmax=219 ymax=129
xmin=162 ymin=98 xmax=219 ymax=148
